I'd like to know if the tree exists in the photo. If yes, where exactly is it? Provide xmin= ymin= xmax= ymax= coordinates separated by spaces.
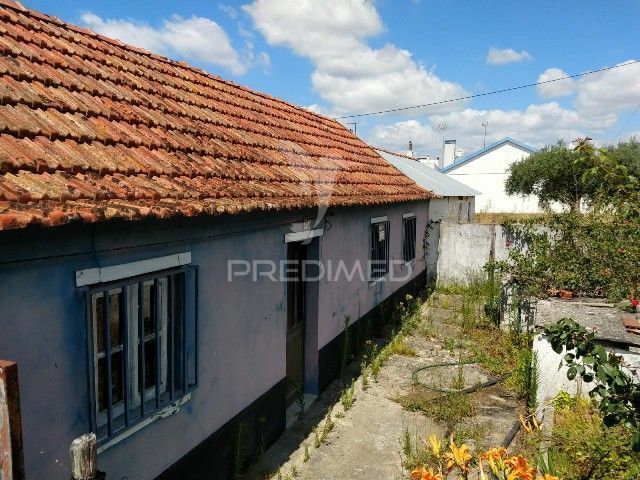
xmin=505 ymin=141 xmax=587 ymax=212
xmin=506 ymin=139 xmax=640 ymax=214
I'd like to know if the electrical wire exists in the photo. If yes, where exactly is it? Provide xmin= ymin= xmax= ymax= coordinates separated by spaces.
xmin=612 ymin=102 xmax=640 ymax=142
xmin=335 ymin=60 xmax=640 ymax=119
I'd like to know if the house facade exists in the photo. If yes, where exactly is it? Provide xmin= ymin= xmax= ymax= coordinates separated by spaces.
xmin=0 ymin=2 xmax=433 ymax=479
xmin=377 ymin=149 xmax=479 ymax=282
xmin=440 ymin=138 xmax=539 ymax=213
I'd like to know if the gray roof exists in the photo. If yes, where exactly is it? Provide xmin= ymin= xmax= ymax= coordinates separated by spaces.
xmin=376 ymin=150 xmax=480 ymax=197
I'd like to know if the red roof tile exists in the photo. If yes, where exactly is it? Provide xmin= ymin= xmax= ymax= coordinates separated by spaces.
xmin=0 ymin=0 xmax=431 ymax=230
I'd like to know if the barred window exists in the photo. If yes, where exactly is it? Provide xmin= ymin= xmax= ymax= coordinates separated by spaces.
xmin=370 ymin=219 xmax=390 ymax=280
xmin=88 ymin=267 xmax=197 ymax=444
xmin=402 ymin=214 xmax=417 ymax=262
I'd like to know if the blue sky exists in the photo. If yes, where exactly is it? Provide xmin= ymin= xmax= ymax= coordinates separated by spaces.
xmin=23 ymin=0 xmax=640 ymax=157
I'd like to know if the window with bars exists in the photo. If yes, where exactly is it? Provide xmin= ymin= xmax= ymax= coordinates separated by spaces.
xmin=370 ymin=219 xmax=390 ymax=280
xmin=88 ymin=266 xmax=197 ymax=444
xmin=402 ymin=215 xmax=417 ymax=262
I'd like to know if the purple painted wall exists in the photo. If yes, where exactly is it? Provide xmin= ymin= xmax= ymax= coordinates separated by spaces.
xmin=0 ymin=200 xmax=428 ymax=480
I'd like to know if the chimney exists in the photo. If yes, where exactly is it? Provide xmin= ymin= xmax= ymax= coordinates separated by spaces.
xmin=441 ymin=139 xmax=456 ymax=168
xmin=408 ymin=141 xmax=413 ymax=158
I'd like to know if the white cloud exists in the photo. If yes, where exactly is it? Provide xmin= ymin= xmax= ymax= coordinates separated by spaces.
xmin=575 ymin=60 xmax=640 ymax=116
xmin=243 ymin=0 xmax=468 ymax=114
xmin=486 ymin=47 xmax=533 ymax=66
xmin=218 ymin=4 xmax=238 ymax=19
xmin=537 ymin=67 xmax=574 ymax=98
xmin=81 ymin=12 xmax=250 ymax=75
xmin=369 ymin=102 xmax=616 ymax=154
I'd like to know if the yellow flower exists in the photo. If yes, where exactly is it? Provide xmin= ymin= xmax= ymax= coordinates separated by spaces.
xmin=505 ymin=455 xmax=535 ymax=480
xmin=427 ymin=434 xmax=442 ymax=458
xmin=443 ymin=441 xmax=472 ymax=473
xmin=481 ymin=447 xmax=508 ymax=475
xmin=410 ymin=467 xmax=442 ymax=480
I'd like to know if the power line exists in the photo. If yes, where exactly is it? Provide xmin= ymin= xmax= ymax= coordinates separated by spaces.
xmin=335 ymin=60 xmax=640 ymax=119
xmin=612 ymin=102 xmax=640 ymax=142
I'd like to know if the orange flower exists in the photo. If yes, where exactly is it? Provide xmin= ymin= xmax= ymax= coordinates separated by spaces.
xmin=505 ymin=455 xmax=535 ymax=480
xmin=410 ymin=467 xmax=442 ymax=480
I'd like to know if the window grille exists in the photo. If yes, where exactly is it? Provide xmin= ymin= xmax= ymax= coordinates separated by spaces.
xmin=370 ymin=220 xmax=390 ymax=280
xmin=86 ymin=266 xmax=197 ymax=443
xmin=402 ymin=216 xmax=417 ymax=262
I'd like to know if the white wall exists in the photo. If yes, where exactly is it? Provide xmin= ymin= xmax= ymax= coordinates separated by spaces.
xmin=534 ymin=333 xmax=640 ymax=417
xmin=436 ymin=222 xmax=512 ymax=284
xmin=446 ymin=143 xmax=540 ymax=213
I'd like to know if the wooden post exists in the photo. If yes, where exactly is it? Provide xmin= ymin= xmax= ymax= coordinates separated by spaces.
xmin=69 ymin=434 xmax=103 ymax=480
xmin=0 ymin=360 xmax=25 ymax=480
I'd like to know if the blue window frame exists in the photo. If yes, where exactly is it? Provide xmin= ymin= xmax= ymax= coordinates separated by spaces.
xmin=86 ymin=266 xmax=197 ymax=444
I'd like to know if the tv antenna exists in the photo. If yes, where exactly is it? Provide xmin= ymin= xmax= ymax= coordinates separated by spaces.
xmin=481 ymin=120 xmax=488 ymax=147
xmin=435 ymin=122 xmax=448 ymax=146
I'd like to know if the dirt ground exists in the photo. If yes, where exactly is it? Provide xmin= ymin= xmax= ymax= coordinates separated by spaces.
xmin=243 ymin=295 xmax=523 ymax=480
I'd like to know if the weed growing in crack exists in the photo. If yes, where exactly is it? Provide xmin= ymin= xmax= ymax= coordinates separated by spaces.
xmin=319 ymin=410 xmax=335 ymax=444
xmin=401 ymin=427 xmax=437 ymax=471
xmin=303 ymin=444 xmax=310 ymax=462
xmin=341 ymin=379 xmax=356 ymax=411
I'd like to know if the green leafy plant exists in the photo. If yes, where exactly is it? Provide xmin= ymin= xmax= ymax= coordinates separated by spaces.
xmin=545 ymin=318 xmax=640 ymax=450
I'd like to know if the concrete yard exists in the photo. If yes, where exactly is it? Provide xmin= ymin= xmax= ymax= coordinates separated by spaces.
xmin=243 ymin=295 xmax=523 ymax=480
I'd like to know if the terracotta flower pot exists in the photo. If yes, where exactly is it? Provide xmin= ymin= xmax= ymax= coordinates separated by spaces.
xmin=559 ymin=290 xmax=574 ymax=300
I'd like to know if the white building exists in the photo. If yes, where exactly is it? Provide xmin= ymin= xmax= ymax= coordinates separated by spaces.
xmin=377 ymin=148 xmax=480 ymax=282
xmin=439 ymin=137 xmax=540 ymax=213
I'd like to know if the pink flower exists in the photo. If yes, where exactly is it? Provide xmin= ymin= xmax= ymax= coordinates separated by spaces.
xmin=631 ymin=298 xmax=639 ymax=309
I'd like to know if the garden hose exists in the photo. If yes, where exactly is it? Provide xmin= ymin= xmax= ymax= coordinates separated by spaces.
xmin=501 ymin=420 xmax=521 ymax=448
xmin=411 ymin=360 xmax=511 ymax=394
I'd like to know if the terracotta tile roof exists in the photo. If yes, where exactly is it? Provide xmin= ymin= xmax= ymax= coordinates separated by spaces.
xmin=0 ymin=1 xmax=431 ymax=231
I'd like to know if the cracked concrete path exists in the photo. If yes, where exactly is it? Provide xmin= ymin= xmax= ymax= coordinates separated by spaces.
xmin=243 ymin=298 xmax=522 ymax=480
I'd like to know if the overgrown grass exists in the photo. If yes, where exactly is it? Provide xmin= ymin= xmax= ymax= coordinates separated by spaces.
xmin=402 ymin=427 xmax=437 ymax=471
xmin=396 ymin=388 xmax=476 ymax=430
xmin=523 ymin=393 xmax=640 ymax=480
xmin=386 ymin=338 xmax=417 ymax=357
xmin=431 ymin=278 xmax=537 ymax=403
xmin=363 ymin=293 xmax=424 ymax=382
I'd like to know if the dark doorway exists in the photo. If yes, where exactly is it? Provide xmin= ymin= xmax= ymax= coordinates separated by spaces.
xmin=286 ymin=242 xmax=307 ymax=406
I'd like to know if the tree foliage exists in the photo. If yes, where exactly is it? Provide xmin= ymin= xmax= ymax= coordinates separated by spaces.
xmin=505 ymin=138 xmax=640 ymax=213
xmin=545 ymin=318 xmax=640 ymax=451
xmin=505 ymin=142 xmax=586 ymax=212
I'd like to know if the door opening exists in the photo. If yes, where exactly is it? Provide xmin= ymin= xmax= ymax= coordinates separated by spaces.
xmin=286 ymin=242 xmax=307 ymax=406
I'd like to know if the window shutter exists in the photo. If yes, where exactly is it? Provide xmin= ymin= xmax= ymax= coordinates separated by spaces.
xmin=184 ymin=267 xmax=198 ymax=390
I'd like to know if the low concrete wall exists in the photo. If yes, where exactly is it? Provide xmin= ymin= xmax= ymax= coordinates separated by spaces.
xmin=534 ymin=333 xmax=640 ymax=419
xmin=436 ymin=223 xmax=511 ymax=283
